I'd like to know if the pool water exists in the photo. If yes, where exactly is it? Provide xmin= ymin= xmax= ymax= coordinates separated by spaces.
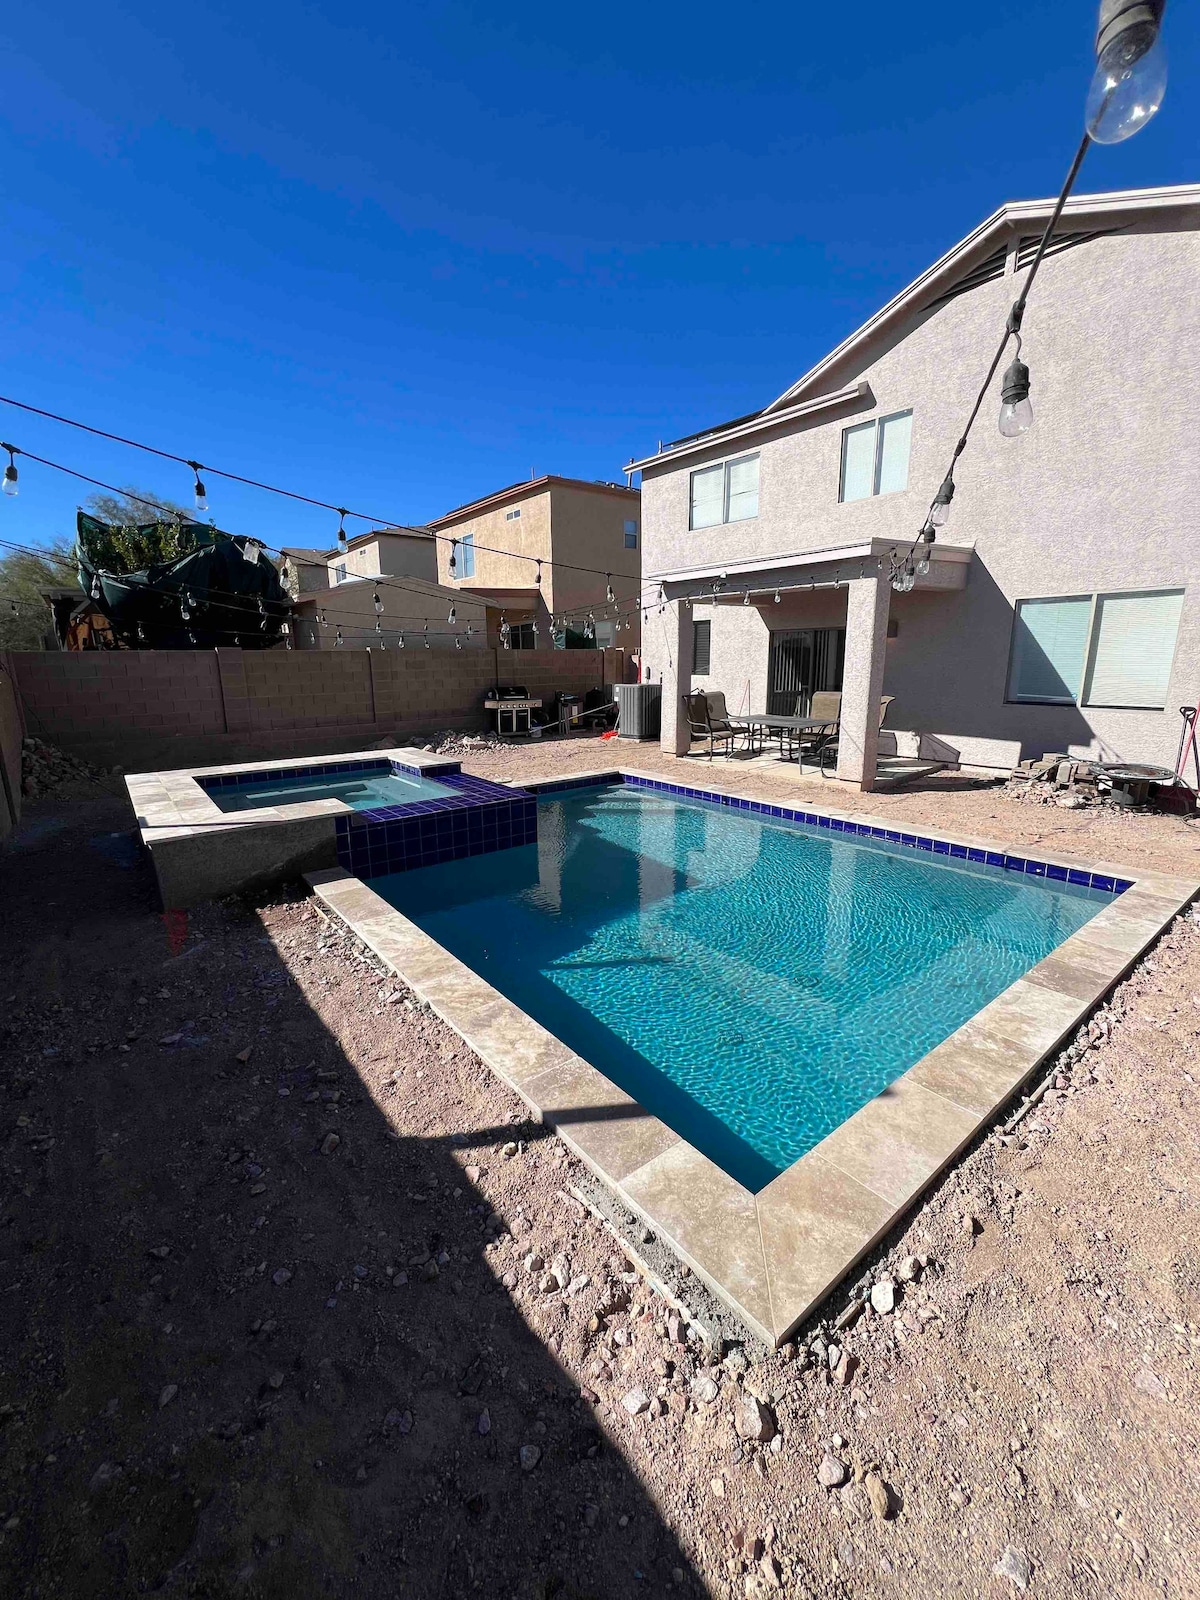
xmin=207 ymin=767 xmax=455 ymax=813
xmin=374 ymin=785 xmax=1108 ymax=1191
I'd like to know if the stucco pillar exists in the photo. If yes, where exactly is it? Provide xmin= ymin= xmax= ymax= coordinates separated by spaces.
xmin=836 ymin=574 xmax=890 ymax=789
xmin=658 ymin=598 xmax=695 ymax=756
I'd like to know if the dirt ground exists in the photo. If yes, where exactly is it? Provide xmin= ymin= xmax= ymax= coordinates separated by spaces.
xmin=2 ymin=745 xmax=1198 ymax=1598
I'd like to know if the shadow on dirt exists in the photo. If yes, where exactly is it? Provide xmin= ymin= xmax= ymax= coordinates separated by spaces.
xmin=0 ymin=795 xmax=697 ymax=1598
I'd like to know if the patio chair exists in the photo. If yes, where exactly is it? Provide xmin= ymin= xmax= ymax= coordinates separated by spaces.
xmin=786 ymin=690 xmax=842 ymax=763
xmin=819 ymin=694 xmax=895 ymax=777
xmin=683 ymin=690 xmax=737 ymax=760
xmin=704 ymin=690 xmax=753 ymax=749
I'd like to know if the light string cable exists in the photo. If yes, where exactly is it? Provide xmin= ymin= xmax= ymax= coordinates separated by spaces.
xmin=0 ymin=396 xmax=639 ymax=587
xmin=0 ymin=454 xmax=552 ymax=637
xmin=888 ymin=133 xmax=1093 ymax=590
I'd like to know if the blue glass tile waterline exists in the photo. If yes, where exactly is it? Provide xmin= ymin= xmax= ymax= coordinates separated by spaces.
xmin=374 ymin=783 xmax=1111 ymax=1193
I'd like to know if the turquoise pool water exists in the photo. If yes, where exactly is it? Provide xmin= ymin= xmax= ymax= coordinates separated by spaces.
xmin=208 ymin=768 xmax=455 ymax=813
xmin=374 ymin=784 xmax=1107 ymax=1190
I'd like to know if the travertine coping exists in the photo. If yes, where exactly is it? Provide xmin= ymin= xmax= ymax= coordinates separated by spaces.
xmin=125 ymin=746 xmax=459 ymax=844
xmin=306 ymin=771 xmax=1198 ymax=1347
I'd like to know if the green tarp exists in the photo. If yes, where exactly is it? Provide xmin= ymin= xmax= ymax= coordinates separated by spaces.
xmin=75 ymin=513 xmax=291 ymax=649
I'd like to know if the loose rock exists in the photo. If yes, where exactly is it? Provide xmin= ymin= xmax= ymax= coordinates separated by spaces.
xmin=818 ymin=1452 xmax=848 ymax=1488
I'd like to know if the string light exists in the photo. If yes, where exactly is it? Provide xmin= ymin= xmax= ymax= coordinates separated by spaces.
xmin=535 ymin=560 xmax=542 ymax=588
xmin=187 ymin=460 xmax=207 ymax=511
xmin=606 ymin=574 xmax=615 ymax=603
xmin=398 ymin=630 xmax=405 ymax=648
xmin=373 ymin=588 xmax=383 ymax=614
xmin=449 ymin=539 xmax=458 ymax=575
xmin=335 ymin=627 xmax=344 ymax=646
xmin=455 ymin=634 xmax=463 ymax=651
xmin=335 ymin=509 xmax=349 ymax=555
xmin=773 ymin=589 xmax=781 ymax=604
xmin=448 ymin=603 xmax=456 ymax=624
xmin=2 ymin=445 xmax=18 ymax=498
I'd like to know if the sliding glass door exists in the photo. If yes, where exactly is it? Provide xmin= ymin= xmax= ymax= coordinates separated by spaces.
xmin=767 ymin=627 xmax=845 ymax=715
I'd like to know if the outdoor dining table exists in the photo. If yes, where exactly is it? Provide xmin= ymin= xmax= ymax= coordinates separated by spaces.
xmin=732 ymin=713 xmax=838 ymax=761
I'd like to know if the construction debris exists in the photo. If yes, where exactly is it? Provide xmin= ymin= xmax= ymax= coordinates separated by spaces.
xmin=1005 ymin=754 xmax=1185 ymax=811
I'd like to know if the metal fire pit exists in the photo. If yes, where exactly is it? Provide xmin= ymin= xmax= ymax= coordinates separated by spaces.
xmin=1096 ymin=763 xmax=1177 ymax=808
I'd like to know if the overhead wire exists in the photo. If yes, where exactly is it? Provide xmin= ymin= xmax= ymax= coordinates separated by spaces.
xmin=0 ymin=393 xmax=640 ymax=584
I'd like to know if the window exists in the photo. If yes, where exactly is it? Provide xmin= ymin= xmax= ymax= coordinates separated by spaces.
xmin=459 ymin=534 xmax=475 ymax=579
xmin=692 ymin=619 xmax=711 ymax=675
xmin=505 ymin=508 xmax=522 ymax=522
xmin=1007 ymin=589 xmax=1184 ymax=709
xmin=689 ymin=454 xmax=759 ymax=530
xmin=509 ymin=621 xmax=537 ymax=649
xmin=624 ymin=519 xmax=639 ymax=550
xmin=334 ymin=563 xmax=347 ymax=584
xmin=1008 ymin=597 xmax=1092 ymax=703
xmin=1083 ymin=590 xmax=1185 ymax=708
xmin=839 ymin=411 xmax=912 ymax=502
xmin=593 ymin=619 xmax=615 ymax=649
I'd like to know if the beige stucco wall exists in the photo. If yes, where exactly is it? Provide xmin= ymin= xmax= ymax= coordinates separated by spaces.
xmin=327 ymin=532 xmax=437 ymax=587
xmin=295 ymin=574 xmax=490 ymax=650
xmin=640 ymin=208 xmax=1200 ymax=770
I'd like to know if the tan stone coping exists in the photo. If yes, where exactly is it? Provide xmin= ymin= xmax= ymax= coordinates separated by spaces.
xmin=124 ymin=746 xmax=458 ymax=844
xmin=306 ymin=770 xmax=1198 ymax=1348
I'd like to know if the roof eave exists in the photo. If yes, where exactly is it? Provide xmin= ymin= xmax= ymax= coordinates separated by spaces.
xmin=765 ymin=182 xmax=1200 ymax=413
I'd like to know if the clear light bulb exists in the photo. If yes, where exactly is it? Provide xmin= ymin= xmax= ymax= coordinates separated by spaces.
xmin=915 ymin=550 xmax=931 ymax=577
xmin=930 ymin=501 xmax=949 ymax=527
xmin=3 ymin=464 xmax=18 ymax=497
xmin=1086 ymin=24 xmax=1167 ymax=144
xmin=193 ymin=482 xmax=208 ymax=512
xmin=999 ymin=397 xmax=1034 ymax=438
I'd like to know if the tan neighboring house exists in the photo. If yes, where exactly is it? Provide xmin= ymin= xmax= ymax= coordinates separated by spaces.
xmin=632 ymin=183 xmax=1200 ymax=787
xmin=277 ymin=548 xmax=333 ymax=598
xmin=292 ymin=526 xmax=491 ymax=650
xmin=429 ymin=476 xmax=642 ymax=651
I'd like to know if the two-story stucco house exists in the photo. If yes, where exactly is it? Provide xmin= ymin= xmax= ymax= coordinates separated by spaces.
xmin=430 ymin=476 xmax=642 ymax=651
xmin=632 ymin=183 xmax=1200 ymax=790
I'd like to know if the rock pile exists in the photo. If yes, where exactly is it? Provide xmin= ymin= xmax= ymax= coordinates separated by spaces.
xmin=20 ymin=736 xmax=111 ymax=799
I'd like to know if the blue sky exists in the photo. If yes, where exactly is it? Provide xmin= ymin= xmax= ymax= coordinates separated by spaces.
xmin=2 ymin=1 xmax=1195 ymax=555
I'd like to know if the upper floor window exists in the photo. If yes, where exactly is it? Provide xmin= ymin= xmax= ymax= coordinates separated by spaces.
xmin=689 ymin=453 xmax=759 ymax=530
xmin=505 ymin=508 xmax=522 ymax=522
xmin=459 ymin=534 xmax=475 ymax=578
xmin=334 ymin=563 xmax=347 ymax=584
xmin=623 ymin=519 xmax=639 ymax=550
xmin=839 ymin=410 xmax=912 ymax=503
xmin=1007 ymin=588 xmax=1184 ymax=709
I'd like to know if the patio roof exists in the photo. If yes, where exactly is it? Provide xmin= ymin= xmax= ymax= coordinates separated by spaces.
xmin=649 ymin=537 xmax=973 ymax=591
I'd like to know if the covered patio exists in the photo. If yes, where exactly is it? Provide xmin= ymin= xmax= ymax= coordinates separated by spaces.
xmin=647 ymin=537 xmax=973 ymax=791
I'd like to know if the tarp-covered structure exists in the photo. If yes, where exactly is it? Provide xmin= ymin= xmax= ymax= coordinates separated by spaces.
xmin=75 ymin=513 xmax=292 ymax=649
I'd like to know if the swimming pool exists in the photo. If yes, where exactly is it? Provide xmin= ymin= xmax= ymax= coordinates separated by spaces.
xmin=204 ymin=765 xmax=455 ymax=813
xmin=375 ymin=782 xmax=1110 ymax=1190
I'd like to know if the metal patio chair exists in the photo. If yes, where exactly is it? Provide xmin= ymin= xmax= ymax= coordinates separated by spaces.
xmin=684 ymin=691 xmax=737 ymax=760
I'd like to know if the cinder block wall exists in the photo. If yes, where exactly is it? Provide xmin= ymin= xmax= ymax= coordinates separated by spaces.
xmin=9 ymin=647 xmax=629 ymax=770
xmin=0 ymin=653 xmax=23 ymax=838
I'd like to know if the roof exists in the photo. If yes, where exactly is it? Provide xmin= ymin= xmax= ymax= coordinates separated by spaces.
xmin=428 ymin=475 xmax=639 ymax=529
xmin=628 ymin=182 xmax=1200 ymax=475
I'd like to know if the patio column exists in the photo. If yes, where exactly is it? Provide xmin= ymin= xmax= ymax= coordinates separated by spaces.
xmin=836 ymin=571 xmax=890 ymax=790
xmin=657 ymin=597 xmax=694 ymax=756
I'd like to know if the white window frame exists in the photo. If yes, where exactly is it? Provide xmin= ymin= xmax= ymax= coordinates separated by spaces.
xmin=1005 ymin=587 xmax=1186 ymax=710
xmin=505 ymin=508 xmax=522 ymax=522
xmin=688 ymin=453 xmax=759 ymax=531
xmin=624 ymin=518 xmax=639 ymax=549
xmin=459 ymin=534 xmax=475 ymax=579
xmin=838 ymin=410 xmax=913 ymax=503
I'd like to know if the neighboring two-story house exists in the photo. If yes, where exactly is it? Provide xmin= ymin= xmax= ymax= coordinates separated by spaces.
xmin=292 ymin=526 xmax=491 ymax=650
xmin=429 ymin=476 xmax=642 ymax=651
xmin=632 ymin=183 xmax=1199 ymax=789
